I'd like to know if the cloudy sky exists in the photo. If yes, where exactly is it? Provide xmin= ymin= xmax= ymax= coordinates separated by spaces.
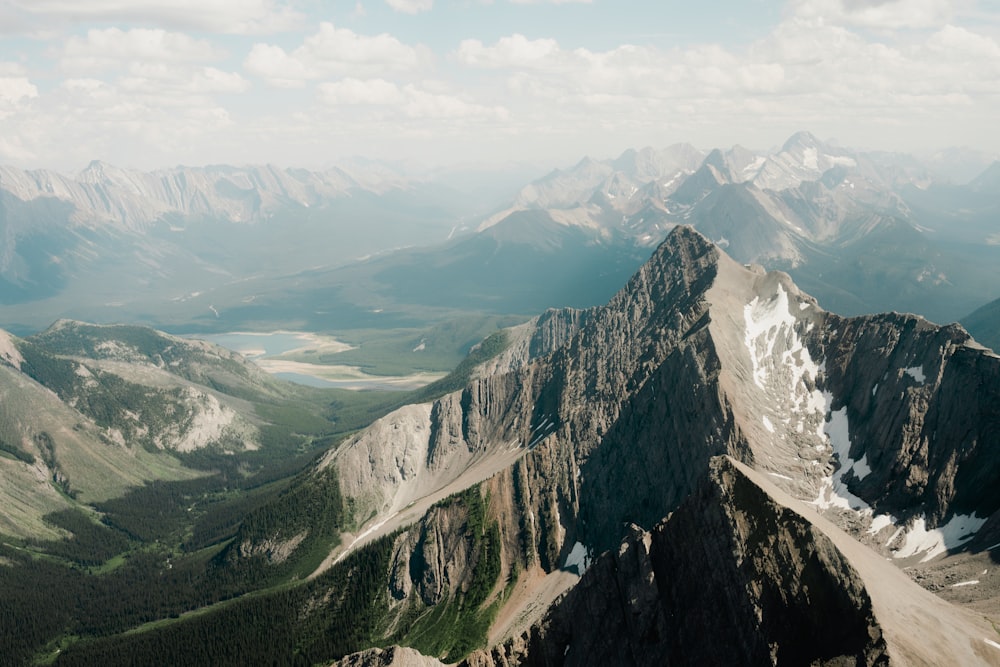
xmin=1 ymin=0 xmax=999 ymax=172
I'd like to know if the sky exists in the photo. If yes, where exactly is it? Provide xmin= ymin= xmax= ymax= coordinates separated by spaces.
xmin=1 ymin=0 xmax=999 ymax=172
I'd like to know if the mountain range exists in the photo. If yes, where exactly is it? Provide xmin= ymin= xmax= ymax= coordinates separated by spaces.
xmin=2 ymin=132 xmax=1000 ymax=664
xmin=0 ymin=160 xmax=498 ymax=332
xmin=7 ymin=226 xmax=998 ymax=665
xmin=471 ymin=131 xmax=1000 ymax=327
xmin=2 ymin=132 xmax=999 ymax=347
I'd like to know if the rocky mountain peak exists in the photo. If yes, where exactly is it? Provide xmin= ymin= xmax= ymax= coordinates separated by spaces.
xmin=781 ymin=129 xmax=823 ymax=153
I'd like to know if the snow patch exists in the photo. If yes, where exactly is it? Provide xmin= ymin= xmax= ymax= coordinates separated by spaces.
xmin=827 ymin=155 xmax=857 ymax=168
xmin=802 ymin=147 xmax=818 ymax=170
xmin=563 ymin=541 xmax=591 ymax=575
xmin=743 ymin=285 xmax=876 ymax=514
xmin=852 ymin=454 xmax=871 ymax=481
xmin=868 ymin=514 xmax=896 ymax=535
xmin=744 ymin=284 xmax=817 ymax=394
xmin=812 ymin=406 xmax=871 ymax=511
xmin=742 ymin=155 xmax=766 ymax=177
xmin=892 ymin=513 xmax=986 ymax=562
xmin=951 ymin=580 xmax=979 ymax=587
xmin=905 ymin=366 xmax=926 ymax=383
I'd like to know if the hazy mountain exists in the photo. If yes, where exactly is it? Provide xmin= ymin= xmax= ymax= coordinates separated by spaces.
xmin=41 ymin=227 xmax=1000 ymax=665
xmin=474 ymin=131 xmax=1000 ymax=324
xmin=923 ymin=147 xmax=1000 ymax=184
xmin=4 ymin=133 xmax=998 ymax=338
xmin=962 ymin=296 xmax=1000 ymax=353
xmin=969 ymin=161 xmax=1000 ymax=194
xmin=0 ymin=161 xmax=478 ymax=332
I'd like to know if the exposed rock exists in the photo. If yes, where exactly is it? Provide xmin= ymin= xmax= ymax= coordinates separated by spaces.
xmin=236 ymin=530 xmax=308 ymax=565
xmin=330 ymin=646 xmax=444 ymax=667
xmin=316 ymin=225 xmax=1000 ymax=664
xmin=466 ymin=457 xmax=889 ymax=666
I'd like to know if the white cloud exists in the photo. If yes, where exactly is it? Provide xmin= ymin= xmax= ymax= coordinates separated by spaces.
xmin=50 ymin=28 xmax=248 ymax=125
xmin=451 ymin=17 xmax=1000 ymax=156
xmin=400 ymin=85 xmax=508 ymax=119
xmin=456 ymin=34 xmax=561 ymax=69
xmin=119 ymin=65 xmax=250 ymax=96
xmin=61 ymin=28 xmax=224 ymax=73
xmin=385 ymin=0 xmax=433 ymax=13
xmin=791 ymin=0 xmax=954 ymax=30
xmin=245 ymin=22 xmax=425 ymax=87
xmin=0 ymin=62 xmax=28 ymax=77
xmin=5 ymin=0 xmax=304 ymax=34
xmin=1 ymin=0 xmax=998 ymax=171
xmin=0 ymin=75 xmax=241 ymax=168
xmin=318 ymin=77 xmax=507 ymax=120
xmin=318 ymin=77 xmax=404 ymax=105
xmin=0 ymin=77 xmax=38 ymax=105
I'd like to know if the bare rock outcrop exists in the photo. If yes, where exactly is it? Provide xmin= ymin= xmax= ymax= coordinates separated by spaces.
xmin=466 ymin=457 xmax=890 ymax=666
xmin=331 ymin=646 xmax=444 ymax=667
xmin=319 ymin=226 xmax=1000 ymax=665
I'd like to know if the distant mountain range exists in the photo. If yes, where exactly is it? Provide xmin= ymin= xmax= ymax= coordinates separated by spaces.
xmin=1 ymin=133 xmax=998 ymax=348
xmin=0 ymin=160 xmax=496 ymax=331
xmin=472 ymin=131 xmax=1000 ymax=327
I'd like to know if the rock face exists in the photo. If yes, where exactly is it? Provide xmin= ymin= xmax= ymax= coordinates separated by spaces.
xmin=314 ymin=225 xmax=1000 ymax=665
xmin=331 ymin=646 xmax=444 ymax=667
xmin=466 ymin=457 xmax=889 ymax=667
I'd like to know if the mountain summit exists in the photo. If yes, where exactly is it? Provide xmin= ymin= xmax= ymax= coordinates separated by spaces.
xmin=298 ymin=227 xmax=1000 ymax=664
xmin=28 ymin=226 xmax=1000 ymax=666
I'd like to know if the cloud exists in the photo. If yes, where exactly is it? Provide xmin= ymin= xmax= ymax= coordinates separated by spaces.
xmin=119 ymin=65 xmax=250 ymax=96
xmin=400 ymin=86 xmax=508 ymax=119
xmin=385 ymin=0 xmax=433 ymax=13
xmin=0 ymin=65 xmax=38 ymax=124
xmin=0 ymin=77 xmax=38 ymax=106
xmin=2 ymin=0 xmax=998 ymax=171
xmin=791 ymin=0 xmax=954 ymax=30
xmin=245 ymin=22 xmax=426 ymax=87
xmin=0 ymin=62 xmax=29 ymax=77
xmin=61 ymin=28 xmax=224 ymax=73
xmin=456 ymin=34 xmax=561 ymax=69
xmin=0 ymin=75 xmax=242 ymax=167
xmin=4 ymin=0 xmax=304 ymax=34
xmin=318 ymin=77 xmax=508 ymax=120
xmin=318 ymin=77 xmax=404 ymax=105
xmin=53 ymin=28 xmax=248 ymax=114
xmin=451 ymin=18 xmax=1000 ymax=155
